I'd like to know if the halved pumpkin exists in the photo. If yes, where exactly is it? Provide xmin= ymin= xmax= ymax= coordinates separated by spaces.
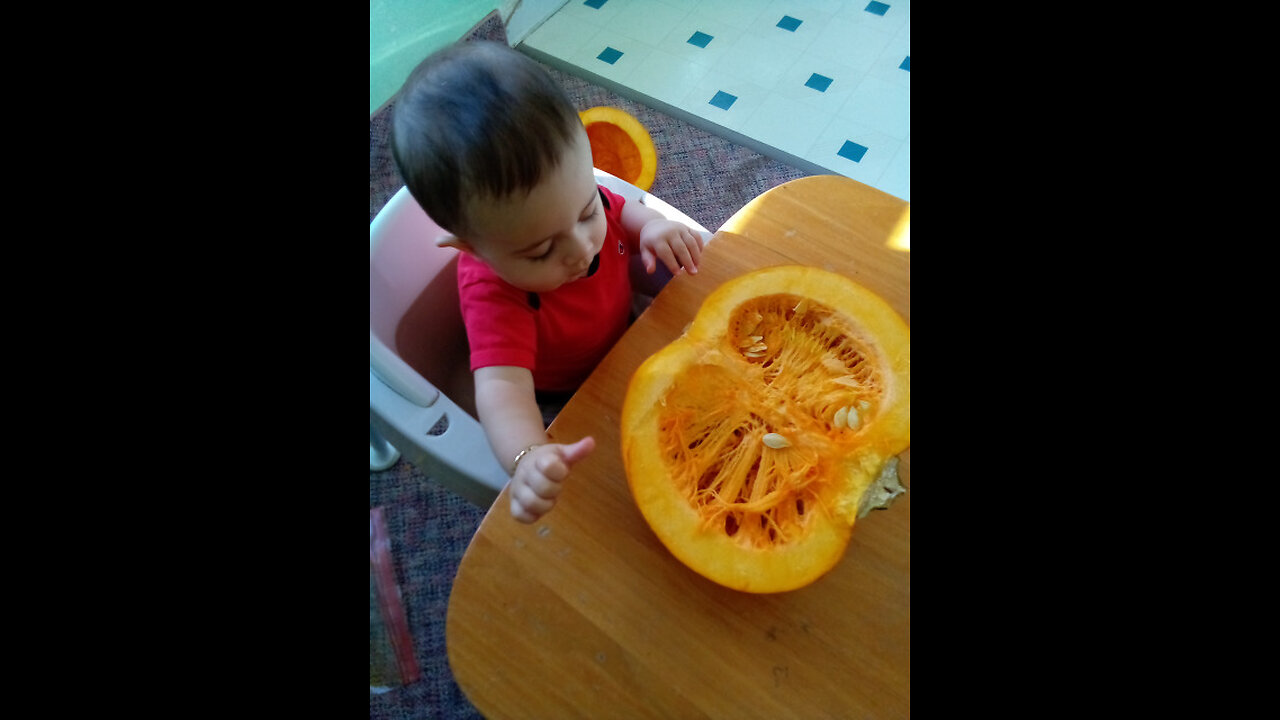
xmin=621 ymin=266 xmax=910 ymax=593
xmin=579 ymin=106 xmax=658 ymax=191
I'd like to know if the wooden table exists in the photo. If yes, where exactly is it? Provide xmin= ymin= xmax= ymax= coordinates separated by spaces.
xmin=447 ymin=175 xmax=910 ymax=718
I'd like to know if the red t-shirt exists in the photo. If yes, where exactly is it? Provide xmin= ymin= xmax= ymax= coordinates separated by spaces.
xmin=457 ymin=185 xmax=634 ymax=392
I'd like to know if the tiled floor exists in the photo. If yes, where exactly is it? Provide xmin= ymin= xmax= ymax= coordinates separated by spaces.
xmin=521 ymin=0 xmax=910 ymax=202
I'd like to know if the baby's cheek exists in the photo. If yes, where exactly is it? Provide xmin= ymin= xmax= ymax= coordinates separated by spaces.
xmin=590 ymin=220 xmax=611 ymax=256
xmin=595 ymin=215 xmax=609 ymax=245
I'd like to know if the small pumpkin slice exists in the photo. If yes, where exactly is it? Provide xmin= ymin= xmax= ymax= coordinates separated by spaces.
xmin=579 ymin=106 xmax=658 ymax=191
xmin=621 ymin=266 xmax=910 ymax=593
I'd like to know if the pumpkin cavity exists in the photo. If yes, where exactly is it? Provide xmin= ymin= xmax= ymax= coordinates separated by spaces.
xmin=655 ymin=293 xmax=888 ymax=550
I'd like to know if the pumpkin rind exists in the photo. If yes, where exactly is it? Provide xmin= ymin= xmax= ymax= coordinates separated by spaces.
xmin=578 ymin=106 xmax=658 ymax=191
xmin=621 ymin=266 xmax=910 ymax=593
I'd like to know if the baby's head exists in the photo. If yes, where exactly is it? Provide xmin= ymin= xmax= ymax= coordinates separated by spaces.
xmin=392 ymin=41 xmax=606 ymax=293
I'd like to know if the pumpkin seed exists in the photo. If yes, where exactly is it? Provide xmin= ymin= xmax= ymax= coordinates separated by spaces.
xmin=822 ymin=358 xmax=846 ymax=373
xmin=846 ymin=408 xmax=861 ymax=429
xmin=833 ymin=406 xmax=849 ymax=429
xmin=762 ymin=433 xmax=791 ymax=449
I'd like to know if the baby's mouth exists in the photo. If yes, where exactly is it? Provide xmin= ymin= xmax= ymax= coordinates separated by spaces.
xmin=575 ymin=252 xmax=601 ymax=279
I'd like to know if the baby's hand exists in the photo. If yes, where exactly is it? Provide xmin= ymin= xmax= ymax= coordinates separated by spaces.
xmin=509 ymin=436 xmax=596 ymax=523
xmin=639 ymin=219 xmax=705 ymax=276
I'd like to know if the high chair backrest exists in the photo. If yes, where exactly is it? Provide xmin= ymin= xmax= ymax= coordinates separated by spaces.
xmin=369 ymin=186 xmax=475 ymax=414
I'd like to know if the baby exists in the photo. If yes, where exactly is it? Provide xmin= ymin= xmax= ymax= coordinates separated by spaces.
xmin=391 ymin=41 xmax=704 ymax=523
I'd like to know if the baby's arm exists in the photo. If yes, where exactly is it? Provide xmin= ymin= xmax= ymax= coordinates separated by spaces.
xmin=621 ymin=201 xmax=705 ymax=276
xmin=473 ymin=365 xmax=595 ymax=523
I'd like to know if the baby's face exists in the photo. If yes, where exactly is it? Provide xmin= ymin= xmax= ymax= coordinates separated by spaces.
xmin=460 ymin=128 xmax=607 ymax=294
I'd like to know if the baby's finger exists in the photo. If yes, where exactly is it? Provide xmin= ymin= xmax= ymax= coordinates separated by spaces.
xmin=510 ymin=490 xmax=543 ymax=523
xmin=640 ymin=245 xmax=657 ymax=274
xmin=561 ymin=436 xmax=596 ymax=465
xmin=511 ymin=483 xmax=554 ymax=518
xmin=509 ymin=499 xmax=538 ymax=523
xmin=653 ymin=244 xmax=681 ymax=276
xmin=535 ymin=453 xmax=571 ymax=485
xmin=526 ymin=470 xmax=566 ymax=500
xmin=670 ymin=238 xmax=697 ymax=275
xmin=683 ymin=230 xmax=704 ymax=266
xmin=686 ymin=228 xmax=706 ymax=255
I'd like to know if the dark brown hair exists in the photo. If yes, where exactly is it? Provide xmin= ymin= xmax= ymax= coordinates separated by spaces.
xmin=390 ymin=41 xmax=580 ymax=235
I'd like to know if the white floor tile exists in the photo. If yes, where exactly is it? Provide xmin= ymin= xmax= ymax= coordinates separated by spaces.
xmin=523 ymin=11 xmax=603 ymax=59
xmin=838 ymin=0 xmax=910 ymax=35
xmin=621 ymin=47 xmax=711 ymax=108
xmin=867 ymin=36 xmax=911 ymax=90
xmin=761 ymin=0 xmax=843 ymax=26
xmin=711 ymin=31 xmax=801 ymax=89
xmin=576 ymin=28 xmax=656 ymax=86
xmin=557 ymin=0 xmax=629 ymax=25
xmin=770 ymin=50 xmax=863 ymax=117
xmin=876 ymin=138 xmax=910 ymax=202
xmin=652 ymin=13 xmax=743 ymax=68
xmin=741 ymin=4 xmax=824 ymax=54
xmin=804 ymin=119 xmax=902 ymax=194
xmin=678 ymin=71 xmax=769 ymax=135
xmin=739 ymin=94 xmax=837 ymax=160
xmin=838 ymin=76 xmax=910 ymax=141
xmin=605 ymin=1 xmax=692 ymax=46
xmin=657 ymin=0 xmax=768 ymax=31
xmin=809 ymin=17 xmax=894 ymax=75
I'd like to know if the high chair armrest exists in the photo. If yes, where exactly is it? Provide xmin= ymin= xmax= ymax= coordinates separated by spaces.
xmin=370 ymin=332 xmax=440 ymax=407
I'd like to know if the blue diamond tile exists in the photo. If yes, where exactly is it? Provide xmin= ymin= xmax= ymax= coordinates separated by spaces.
xmin=709 ymin=91 xmax=737 ymax=110
xmin=838 ymin=140 xmax=868 ymax=163
xmin=688 ymin=31 xmax=713 ymax=48
xmin=777 ymin=15 xmax=802 ymax=31
xmin=805 ymin=73 xmax=833 ymax=92
xmin=900 ymin=56 xmax=910 ymax=71
xmin=584 ymin=0 xmax=608 ymax=9
xmin=597 ymin=46 xmax=623 ymax=64
xmin=865 ymin=1 xmax=890 ymax=15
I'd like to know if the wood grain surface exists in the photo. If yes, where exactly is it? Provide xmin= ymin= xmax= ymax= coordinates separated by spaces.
xmin=447 ymin=175 xmax=910 ymax=718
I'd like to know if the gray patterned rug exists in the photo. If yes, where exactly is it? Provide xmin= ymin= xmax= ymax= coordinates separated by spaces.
xmin=370 ymin=12 xmax=811 ymax=719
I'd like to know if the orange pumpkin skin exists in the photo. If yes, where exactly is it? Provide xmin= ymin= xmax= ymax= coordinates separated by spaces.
xmin=578 ymin=106 xmax=658 ymax=191
xmin=621 ymin=266 xmax=910 ymax=593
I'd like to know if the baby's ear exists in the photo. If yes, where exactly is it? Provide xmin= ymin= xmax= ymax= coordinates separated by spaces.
xmin=435 ymin=233 xmax=474 ymax=254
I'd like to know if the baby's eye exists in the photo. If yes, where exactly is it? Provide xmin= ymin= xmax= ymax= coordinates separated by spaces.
xmin=528 ymin=243 xmax=554 ymax=262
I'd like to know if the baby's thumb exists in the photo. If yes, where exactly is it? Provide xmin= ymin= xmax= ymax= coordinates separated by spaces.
xmin=640 ymin=247 xmax=656 ymax=274
xmin=561 ymin=436 xmax=596 ymax=467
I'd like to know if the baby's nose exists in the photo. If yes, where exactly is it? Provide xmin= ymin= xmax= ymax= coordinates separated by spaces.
xmin=565 ymin=228 xmax=593 ymax=265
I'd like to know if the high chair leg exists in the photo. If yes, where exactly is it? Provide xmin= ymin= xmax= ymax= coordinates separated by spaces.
xmin=370 ymin=423 xmax=401 ymax=471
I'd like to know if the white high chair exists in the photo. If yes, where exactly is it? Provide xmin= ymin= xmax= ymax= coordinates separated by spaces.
xmin=370 ymin=168 xmax=712 ymax=507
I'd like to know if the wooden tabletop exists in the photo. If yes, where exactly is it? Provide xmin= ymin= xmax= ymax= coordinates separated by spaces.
xmin=446 ymin=175 xmax=910 ymax=718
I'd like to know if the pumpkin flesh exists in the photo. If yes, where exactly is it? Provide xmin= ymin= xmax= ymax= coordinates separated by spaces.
xmin=621 ymin=266 xmax=910 ymax=593
xmin=578 ymin=106 xmax=658 ymax=191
